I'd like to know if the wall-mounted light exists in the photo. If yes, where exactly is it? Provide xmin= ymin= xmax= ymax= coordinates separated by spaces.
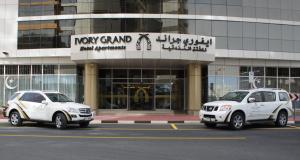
xmin=2 ymin=52 xmax=8 ymax=55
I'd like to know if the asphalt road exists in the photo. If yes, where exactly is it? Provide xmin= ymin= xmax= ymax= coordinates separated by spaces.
xmin=0 ymin=123 xmax=299 ymax=160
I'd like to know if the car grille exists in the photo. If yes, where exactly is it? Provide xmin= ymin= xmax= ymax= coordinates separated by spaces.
xmin=202 ymin=106 xmax=218 ymax=112
xmin=203 ymin=114 xmax=216 ymax=119
xmin=79 ymin=108 xmax=91 ymax=114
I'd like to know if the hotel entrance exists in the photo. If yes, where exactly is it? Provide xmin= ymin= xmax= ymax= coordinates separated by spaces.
xmin=98 ymin=69 xmax=185 ymax=111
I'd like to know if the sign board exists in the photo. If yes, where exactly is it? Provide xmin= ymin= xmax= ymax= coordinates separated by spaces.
xmin=71 ymin=33 xmax=215 ymax=61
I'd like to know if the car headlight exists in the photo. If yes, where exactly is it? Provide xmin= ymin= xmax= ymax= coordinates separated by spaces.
xmin=67 ymin=107 xmax=79 ymax=113
xmin=219 ymin=105 xmax=232 ymax=111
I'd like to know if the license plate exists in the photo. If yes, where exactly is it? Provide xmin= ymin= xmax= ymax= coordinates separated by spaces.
xmin=84 ymin=117 xmax=91 ymax=121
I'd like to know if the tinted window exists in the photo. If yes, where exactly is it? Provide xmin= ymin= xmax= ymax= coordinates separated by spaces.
xmin=220 ymin=91 xmax=249 ymax=102
xmin=20 ymin=93 xmax=45 ymax=103
xmin=45 ymin=93 xmax=73 ymax=102
xmin=279 ymin=92 xmax=289 ymax=101
xmin=9 ymin=93 xmax=20 ymax=101
xmin=249 ymin=92 xmax=263 ymax=102
xmin=263 ymin=91 xmax=276 ymax=102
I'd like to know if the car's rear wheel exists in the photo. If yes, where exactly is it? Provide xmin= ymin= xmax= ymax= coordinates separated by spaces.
xmin=79 ymin=122 xmax=90 ymax=128
xmin=9 ymin=111 xmax=23 ymax=126
xmin=275 ymin=110 xmax=288 ymax=127
xmin=204 ymin=123 xmax=217 ymax=128
xmin=229 ymin=112 xmax=245 ymax=130
xmin=55 ymin=113 xmax=67 ymax=129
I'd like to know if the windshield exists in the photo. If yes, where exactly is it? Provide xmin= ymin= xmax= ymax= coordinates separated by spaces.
xmin=220 ymin=91 xmax=249 ymax=102
xmin=45 ymin=93 xmax=73 ymax=102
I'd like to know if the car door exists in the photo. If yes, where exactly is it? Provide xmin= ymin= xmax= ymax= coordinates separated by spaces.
xmin=260 ymin=91 xmax=278 ymax=119
xmin=19 ymin=92 xmax=47 ymax=121
xmin=247 ymin=91 xmax=265 ymax=120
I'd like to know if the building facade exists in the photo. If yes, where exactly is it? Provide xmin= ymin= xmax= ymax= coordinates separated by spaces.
xmin=1 ymin=0 xmax=300 ymax=113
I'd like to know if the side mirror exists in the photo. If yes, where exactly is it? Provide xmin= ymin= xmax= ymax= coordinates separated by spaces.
xmin=42 ymin=100 xmax=48 ymax=105
xmin=248 ymin=97 xmax=256 ymax=103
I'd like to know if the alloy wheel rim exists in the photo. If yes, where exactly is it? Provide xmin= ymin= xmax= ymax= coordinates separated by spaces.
xmin=56 ymin=116 xmax=62 ymax=128
xmin=279 ymin=113 xmax=287 ymax=126
xmin=233 ymin=115 xmax=243 ymax=128
xmin=10 ymin=113 xmax=19 ymax=125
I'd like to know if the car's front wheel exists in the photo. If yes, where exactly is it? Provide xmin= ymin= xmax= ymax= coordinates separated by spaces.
xmin=229 ymin=112 xmax=245 ymax=130
xmin=79 ymin=122 xmax=90 ymax=128
xmin=9 ymin=111 xmax=23 ymax=126
xmin=275 ymin=110 xmax=288 ymax=127
xmin=54 ymin=113 xmax=67 ymax=129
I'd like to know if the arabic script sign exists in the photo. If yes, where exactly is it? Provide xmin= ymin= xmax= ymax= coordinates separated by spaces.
xmin=71 ymin=33 xmax=215 ymax=54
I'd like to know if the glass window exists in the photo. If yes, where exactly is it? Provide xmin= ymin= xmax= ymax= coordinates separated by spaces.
xmin=256 ymin=38 xmax=269 ymax=51
xmin=291 ymin=68 xmax=300 ymax=77
xmin=20 ymin=93 xmax=45 ymax=103
xmin=227 ymin=5 xmax=242 ymax=17
xmin=45 ymin=93 xmax=73 ymax=102
xmin=256 ymin=7 xmax=268 ymax=19
xmin=240 ymin=66 xmax=251 ymax=76
xmin=278 ymin=68 xmax=289 ymax=77
xmin=243 ymin=38 xmax=255 ymax=50
xmin=59 ymin=75 xmax=77 ymax=101
xmin=263 ymin=91 xmax=276 ymax=102
xmin=228 ymin=37 xmax=243 ymax=50
xmin=243 ymin=22 xmax=255 ymax=38
xmin=269 ymin=39 xmax=282 ymax=52
xmin=19 ymin=65 xmax=31 ymax=74
xmin=243 ymin=6 xmax=256 ymax=18
xmin=228 ymin=21 xmax=243 ymax=37
xmin=282 ymin=40 xmax=294 ymax=53
xmin=224 ymin=66 xmax=239 ymax=76
xmin=269 ymin=24 xmax=282 ymax=39
xmin=43 ymin=65 xmax=58 ymax=74
xmin=265 ymin=77 xmax=277 ymax=88
xmin=5 ymin=65 xmax=18 ymax=75
xmin=282 ymin=25 xmax=293 ymax=40
xmin=256 ymin=23 xmax=268 ymax=38
xmin=212 ymin=0 xmax=226 ymax=5
xmin=215 ymin=36 xmax=228 ymax=49
xmin=195 ymin=3 xmax=211 ymax=15
xmin=253 ymin=67 xmax=264 ymax=76
xmin=278 ymin=78 xmax=289 ymax=91
xmin=32 ymin=65 xmax=42 ymax=74
xmin=212 ymin=21 xmax=227 ymax=36
xmin=268 ymin=8 xmax=281 ymax=20
xmin=113 ymin=69 xmax=127 ymax=78
xmin=0 ymin=65 xmax=3 ymax=75
xmin=281 ymin=9 xmax=293 ymax=21
xmin=99 ymin=69 xmax=112 ymax=78
xmin=60 ymin=65 xmax=76 ymax=74
xmin=279 ymin=92 xmax=289 ymax=101
xmin=255 ymin=0 xmax=268 ymax=8
xmin=212 ymin=5 xmax=227 ymax=16
xmin=249 ymin=92 xmax=263 ymax=102
xmin=266 ymin=67 xmax=277 ymax=76
xmin=294 ymin=26 xmax=300 ymax=41
xmin=179 ymin=20 xmax=196 ymax=34
xmin=196 ymin=20 xmax=211 ymax=36
xmin=220 ymin=91 xmax=249 ymax=102
xmin=290 ymin=78 xmax=300 ymax=93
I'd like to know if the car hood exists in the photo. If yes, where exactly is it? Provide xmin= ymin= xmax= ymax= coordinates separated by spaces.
xmin=204 ymin=101 xmax=239 ymax=106
xmin=54 ymin=102 xmax=91 ymax=109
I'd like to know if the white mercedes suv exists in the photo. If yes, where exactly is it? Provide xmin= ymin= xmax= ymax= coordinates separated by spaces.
xmin=199 ymin=88 xmax=293 ymax=130
xmin=3 ymin=91 xmax=94 ymax=129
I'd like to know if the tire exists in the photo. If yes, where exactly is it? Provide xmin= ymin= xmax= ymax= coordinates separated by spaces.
xmin=229 ymin=112 xmax=245 ymax=130
xmin=275 ymin=110 xmax=288 ymax=127
xmin=54 ymin=113 xmax=68 ymax=129
xmin=9 ymin=111 xmax=23 ymax=126
xmin=204 ymin=123 xmax=217 ymax=128
xmin=79 ymin=122 xmax=90 ymax=128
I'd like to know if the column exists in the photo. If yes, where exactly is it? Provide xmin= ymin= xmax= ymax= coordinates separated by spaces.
xmin=187 ymin=63 xmax=202 ymax=115
xmin=84 ymin=63 xmax=98 ymax=113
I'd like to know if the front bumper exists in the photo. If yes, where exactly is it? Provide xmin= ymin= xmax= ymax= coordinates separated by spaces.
xmin=199 ymin=110 xmax=231 ymax=123
xmin=67 ymin=111 xmax=95 ymax=122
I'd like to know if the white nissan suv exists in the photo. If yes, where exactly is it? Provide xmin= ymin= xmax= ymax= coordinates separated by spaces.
xmin=199 ymin=88 xmax=293 ymax=130
xmin=3 ymin=91 xmax=94 ymax=129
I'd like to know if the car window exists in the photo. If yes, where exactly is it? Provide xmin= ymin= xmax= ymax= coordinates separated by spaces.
xmin=9 ymin=93 xmax=20 ymax=101
xmin=45 ymin=93 xmax=73 ymax=102
xmin=263 ymin=91 xmax=276 ymax=102
xmin=279 ymin=92 xmax=289 ymax=101
xmin=19 ymin=93 xmax=45 ymax=103
xmin=249 ymin=92 xmax=263 ymax=102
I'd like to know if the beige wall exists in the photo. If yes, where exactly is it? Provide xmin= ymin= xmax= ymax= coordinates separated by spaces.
xmin=187 ymin=63 xmax=202 ymax=115
xmin=84 ymin=63 xmax=98 ymax=112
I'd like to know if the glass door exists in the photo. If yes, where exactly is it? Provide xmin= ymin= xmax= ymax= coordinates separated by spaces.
xmin=128 ymin=83 xmax=154 ymax=110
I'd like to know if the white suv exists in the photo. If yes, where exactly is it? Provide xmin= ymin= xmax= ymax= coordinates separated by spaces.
xmin=199 ymin=88 xmax=293 ymax=130
xmin=3 ymin=91 xmax=94 ymax=129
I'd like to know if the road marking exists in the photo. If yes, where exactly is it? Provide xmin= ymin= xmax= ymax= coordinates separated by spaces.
xmin=0 ymin=134 xmax=246 ymax=140
xmin=170 ymin=124 xmax=178 ymax=130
